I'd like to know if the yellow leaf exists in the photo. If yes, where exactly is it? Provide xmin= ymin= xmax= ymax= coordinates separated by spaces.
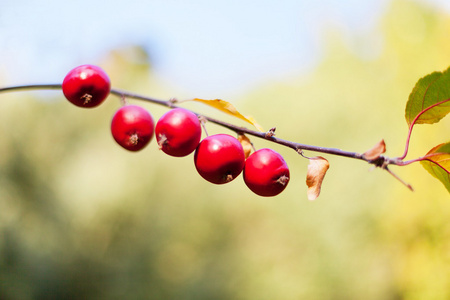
xmin=420 ymin=142 xmax=450 ymax=192
xmin=306 ymin=156 xmax=330 ymax=200
xmin=237 ymin=134 xmax=253 ymax=159
xmin=192 ymin=98 xmax=264 ymax=132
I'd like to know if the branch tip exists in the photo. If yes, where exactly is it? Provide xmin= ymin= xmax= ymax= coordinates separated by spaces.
xmin=384 ymin=166 xmax=414 ymax=191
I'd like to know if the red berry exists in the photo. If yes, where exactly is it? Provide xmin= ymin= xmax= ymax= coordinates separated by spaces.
xmin=111 ymin=105 xmax=154 ymax=151
xmin=62 ymin=64 xmax=111 ymax=108
xmin=194 ymin=134 xmax=245 ymax=184
xmin=155 ymin=108 xmax=202 ymax=157
xmin=243 ymin=148 xmax=290 ymax=197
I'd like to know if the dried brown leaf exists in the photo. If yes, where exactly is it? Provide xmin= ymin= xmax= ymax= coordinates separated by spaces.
xmin=363 ymin=139 xmax=386 ymax=161
xmin=237 ymin=134 xmax=253 ymax=159
xmin=306 ymin=156 xmax=330 ymax=200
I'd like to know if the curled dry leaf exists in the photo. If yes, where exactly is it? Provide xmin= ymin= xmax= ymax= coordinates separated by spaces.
xmin=237 ymin=134 xmax=253 ymax=159
xmin=306 ymin=156 xmax=330 ymax=201
xmin=363 ymin=139 xmax=386 ymax=161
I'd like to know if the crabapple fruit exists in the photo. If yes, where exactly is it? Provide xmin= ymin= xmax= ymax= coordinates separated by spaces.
xmin=111 ymin=105 xmax=154 ymax=151
xmin=243 ymin=148 xmax=290 ymax=197
xmin=155 ymin=108 xmax=202 ymax=157
xmin=62 ymin=64 xmax=111 ymax=108
xmin=194 ymin=134 xmax=245 ymax=184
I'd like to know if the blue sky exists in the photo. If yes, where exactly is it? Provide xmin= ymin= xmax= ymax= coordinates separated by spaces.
xmin=1 ymin=0 xmax=449 ymax=97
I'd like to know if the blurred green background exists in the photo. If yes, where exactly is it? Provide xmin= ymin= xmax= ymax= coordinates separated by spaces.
xmin=1 ymin=0 xmax=450 ymax=299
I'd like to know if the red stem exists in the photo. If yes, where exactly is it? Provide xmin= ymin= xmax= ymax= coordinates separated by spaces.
xmin=401 ymin=152 xmax=450 ymax=173
xmin=400 ymin=98 xmax=450 ymax=160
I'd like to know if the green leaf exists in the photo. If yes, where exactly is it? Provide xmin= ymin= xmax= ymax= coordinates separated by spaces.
xmin=405 ymin=67 xmax=450 ymax=127
xmin=420 ymin=142 xmax=450 ymax=193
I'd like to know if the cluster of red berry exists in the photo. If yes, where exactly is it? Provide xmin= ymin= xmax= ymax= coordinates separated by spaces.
xmin=62 ymin=65 xmax=290 ymax=197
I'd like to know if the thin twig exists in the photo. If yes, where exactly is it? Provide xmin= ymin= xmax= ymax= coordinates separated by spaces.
xmin=385 ymin=166 xmax=414 ymax=191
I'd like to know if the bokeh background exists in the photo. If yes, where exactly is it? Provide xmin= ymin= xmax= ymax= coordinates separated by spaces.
xmin=1 ymin=0 xmax=450 ymax=299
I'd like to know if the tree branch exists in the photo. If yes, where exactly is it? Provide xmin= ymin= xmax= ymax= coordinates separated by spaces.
xmin=0 ymin=84 xmax=404 ymax=168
